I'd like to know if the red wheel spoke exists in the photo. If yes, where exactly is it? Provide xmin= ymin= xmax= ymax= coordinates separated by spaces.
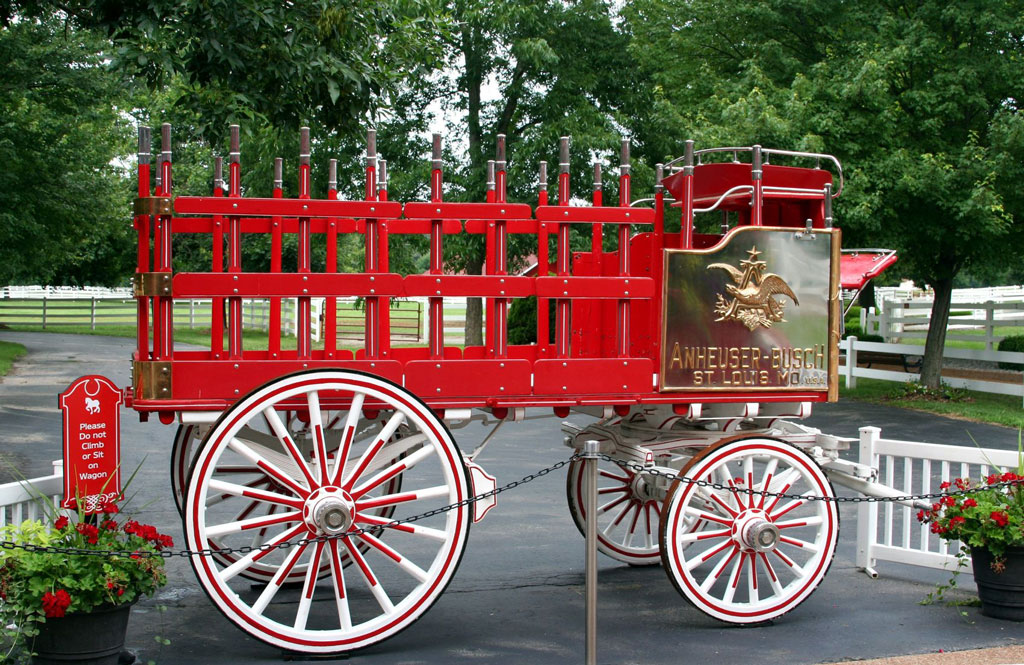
xmin=207 ymin=479 xmax=304 ymax=510
xmin=343 ymin=537 xmax=395 ymax=613
xmin=306 ymin=391 xmax=331 ymax=486
xmin=342 ymin=411 xmax=406 ymax=490
xmin=295 ymin=540 xmax=326 ymax=630
xmin=263 ymin=407 xmax=317 ymax=490
xmin=252 ymin=540 xmax=309 ymax=616
xmin=356 ymin=532 xmax=430 ymax=583
xmin=220 ymin=524 xmax=307 ymax=582
xmin=351 ymin=445 xmax=433 ymax=500
xmin=330 ymin=392 xmax=364 ymax=486
xmin=205 ymin=510 xmax=302 ymax=538
xmin=327 ymin=540 xmax=353 ymax=630
xmin=356 ymin=485 xmax=448 ymax=511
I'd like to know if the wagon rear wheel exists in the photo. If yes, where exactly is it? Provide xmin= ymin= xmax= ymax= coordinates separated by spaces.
xmin=565 ymin=456 xmax=662 ymax=565
xmin=660 ymin=436 xmax=838 ymax=624
xmin=184 ymin=370 xmax=472 ymax=654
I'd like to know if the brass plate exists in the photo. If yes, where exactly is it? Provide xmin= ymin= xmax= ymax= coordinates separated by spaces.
xmin=133 ymin=272 xmax=172 ymax=297
xmin=660 ymin=227 xmax=840 ymax=393
xmin=133 ymin=361 xmax=172 ymax=400
xmin=133 ymin=196 xmax=172 ymax=216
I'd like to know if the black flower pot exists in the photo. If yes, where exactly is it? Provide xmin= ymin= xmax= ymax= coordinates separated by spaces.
xmin=972 ymin=546 xmax=1024 ymax=621
xmin=30 ymin=602 xmax=133 ymax=665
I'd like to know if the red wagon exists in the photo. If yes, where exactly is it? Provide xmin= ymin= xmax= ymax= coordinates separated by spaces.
xmin=128 ymin=124 xmax=896 ymax=653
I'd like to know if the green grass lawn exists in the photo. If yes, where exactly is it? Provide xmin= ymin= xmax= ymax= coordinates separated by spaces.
xmin=0 ymin=340 xmax=26 ymax=377
xmin=840 ymin=377 xmax=1024 ymax=429
xmin=891 ymin=326 xmax=1023 ymax=350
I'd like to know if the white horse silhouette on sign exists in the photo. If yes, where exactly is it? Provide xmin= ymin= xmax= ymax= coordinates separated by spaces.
xmin=85 ymin=397 xmax=100 ymax=414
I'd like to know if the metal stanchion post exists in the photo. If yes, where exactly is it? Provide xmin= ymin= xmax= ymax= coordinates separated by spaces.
xmin=583 ymin=440 xmax=600 ymax=665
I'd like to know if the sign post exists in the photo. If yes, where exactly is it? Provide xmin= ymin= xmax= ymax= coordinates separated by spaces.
xmin=59 ymin=376 xmax=123 ymax=513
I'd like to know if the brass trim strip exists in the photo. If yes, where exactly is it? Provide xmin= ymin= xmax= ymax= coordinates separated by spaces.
xmin=133 ymin=196 xmax=172 ymax=216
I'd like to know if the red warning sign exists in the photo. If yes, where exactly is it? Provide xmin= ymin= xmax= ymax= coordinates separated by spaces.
xmin=59 ymin=376 xmax=123 ymax=513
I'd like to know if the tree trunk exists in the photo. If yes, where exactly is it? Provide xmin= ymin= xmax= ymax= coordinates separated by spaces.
xmin=459 ymin=20 xmax=487 ymax=347
xmin=919 ymin=277 xmax=954 ymax=389
xmin=464 ymin=253 xmax=484 ymax=346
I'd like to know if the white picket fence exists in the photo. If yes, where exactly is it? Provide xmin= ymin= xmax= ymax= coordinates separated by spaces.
xmin=840 ymin=337 xmax=1024 ymax=405
xmin=864 ymin=300 xmax=1024 ymax=350
xmin=0 ymin=461 xmax=63 ymax=527
xmin=855 ymin=426 xmax=1021 ymax=578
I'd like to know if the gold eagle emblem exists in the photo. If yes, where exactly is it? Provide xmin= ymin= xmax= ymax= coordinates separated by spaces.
xmin=708 ymin=246 xmax=798 ymax=330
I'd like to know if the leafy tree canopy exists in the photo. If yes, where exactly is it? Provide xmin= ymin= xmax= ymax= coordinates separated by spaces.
xmin=0 ymin=14 xmax=134 ymax=285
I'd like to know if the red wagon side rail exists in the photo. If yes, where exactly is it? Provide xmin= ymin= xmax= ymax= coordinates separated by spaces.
xmin=129 ymin=126 xmax=847 ymax=420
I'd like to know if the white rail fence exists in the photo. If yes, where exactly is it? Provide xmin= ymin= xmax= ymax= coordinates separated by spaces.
xmin=863 ymin=300 xmax=1024 ymax=350
xmin=840 ymin=337 xmax=1024 ymax=405
xmin=855 ymin=426 xmax=1021 ymax=578
xmin=0 ymin=461 xmax=63 ymax=527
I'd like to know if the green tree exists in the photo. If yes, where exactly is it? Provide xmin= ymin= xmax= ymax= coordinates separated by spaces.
xmin=624 ymin=0 xmax=1024 ymax=388
xmin=436 ymin=0 xmax=646 ymax=344
xmin=0 ymin=15 xmax=134 ymax=285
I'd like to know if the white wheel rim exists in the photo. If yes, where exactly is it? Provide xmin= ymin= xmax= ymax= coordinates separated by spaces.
xmin=185 ymin=371 xmax=471 ymax=653
xmin=567 ymin=458 xmax=661 ymax=565
xmin=662 ymin=438 xmax=837 ymax=623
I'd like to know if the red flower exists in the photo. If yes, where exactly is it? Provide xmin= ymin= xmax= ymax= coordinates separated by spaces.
xmin=949 ymin=516 xmax=966 ymax=528
xmin=157 ymin=534 xmax=174 ymax=550
xmin=987 ymin=473 xmax=1001 ymax=486
xmin=100 ymin=501 xmax=119 ymax=514
xmin=991 ymin=511 xmax=1010 ymax=527
xmin=941 ymin=495 xmax=956 ymax=507
xmin=939 ymin=481 xmax=951 ymax=490
xmin=930 ymin=522 xmax=946 ymax=535
xmin=54 ymin=516 xmax=69 ymax=530
xmin=963 ymin=498 xmax=978 ymax=508
xmin=101 ymin=519 xmax=118 ymax=532
xmin=117 ymin=588 xmax=124 ymax=596
xmin=954 ymin=478 xmax=969 ymax=490
xmin=41 ymin=589 xmax=72 ymax=618
xmin=75 ymin=522 xmax=99 ymax=545
xmin=916 ymin=509 xmax=928 ymax=522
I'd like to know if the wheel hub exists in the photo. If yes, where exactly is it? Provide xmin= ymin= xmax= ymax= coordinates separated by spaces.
xmin=303 ymin=487 xmax=356 ymax=536
xmin=629 ymin=473 xmax=658 ymax=502
xmin=731 ymin=509 xmax=779 ymax=552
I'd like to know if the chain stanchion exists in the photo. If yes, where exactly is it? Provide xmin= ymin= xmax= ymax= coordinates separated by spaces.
xmin=583 ymin=440 xmax=600 ymax=665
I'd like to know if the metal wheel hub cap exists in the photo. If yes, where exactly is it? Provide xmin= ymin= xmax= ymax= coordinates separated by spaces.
xmin=303 ymin=486 xmax=355 ymax=536
xmin=732 ymin=509 xmax=779 ymax=552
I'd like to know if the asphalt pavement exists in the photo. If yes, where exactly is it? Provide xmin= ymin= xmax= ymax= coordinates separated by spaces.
xmin=1 ymin=331 xmax=1022 ymax=665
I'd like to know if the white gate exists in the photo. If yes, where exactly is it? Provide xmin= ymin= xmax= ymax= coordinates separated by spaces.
xmin=856 ymin=426 xmax=1021 ymax=578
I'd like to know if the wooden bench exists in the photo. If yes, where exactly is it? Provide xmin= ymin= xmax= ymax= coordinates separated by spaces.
xmin=857 ymin=351 xmax=922 ymax=373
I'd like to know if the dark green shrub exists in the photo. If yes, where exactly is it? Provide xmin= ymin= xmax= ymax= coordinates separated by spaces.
xmin=997 ymin=335 xmax=1024 ymax=371
xmin=508 ymin=296 xmax=555 ymax=345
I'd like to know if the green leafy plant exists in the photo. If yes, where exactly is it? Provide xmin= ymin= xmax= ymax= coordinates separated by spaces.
xmin=889 ymin=381 xmax=971 ymax=402
xmin=0 ymin=499 xmax=172 ymax=661
xmin=997 ymin=335 xmax=1024 ymax=371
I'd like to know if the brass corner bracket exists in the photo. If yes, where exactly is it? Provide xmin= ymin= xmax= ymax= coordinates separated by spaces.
xmin=133 ymin=361 xmax=172 ymax=400
xmin=133 ymin=272 xmax=173 ymax=297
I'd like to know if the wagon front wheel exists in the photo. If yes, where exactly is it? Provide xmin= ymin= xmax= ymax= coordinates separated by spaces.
xmin=660 ymin=437 xmax=838 ymax=624
xmin=184 ymin=370 xmax=472 ymax=654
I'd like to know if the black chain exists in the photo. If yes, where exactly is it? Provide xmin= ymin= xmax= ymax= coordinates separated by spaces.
xmin=0 ymin=454 xmax=582 ymax=560
xmin=1 ymin=451 xmax=1019 ymax=560
xmin=601 ymin=453 xmax=1024 ymax=505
